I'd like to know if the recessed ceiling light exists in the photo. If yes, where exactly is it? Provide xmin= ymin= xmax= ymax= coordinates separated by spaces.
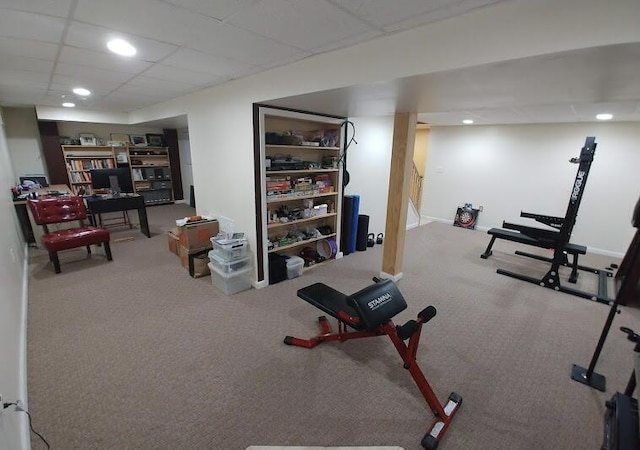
xmin=73 ymin=87 xmax=91 ymax=96
xmin=462 ymin=119 xmax=474 ymax=124
xmin=596 ymin=113 xmax=613 ymax=121
xmin=107 ymin=38 xmax=136 ymax=56
xmin=62 ymin=102 xmax=76 ymax=108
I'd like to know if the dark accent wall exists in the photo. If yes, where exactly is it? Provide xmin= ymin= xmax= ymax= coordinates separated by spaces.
xmin=163 ymin=128 xmax=183 ymax=200
xmin=37 ymin=121 xmax=67 ymax=185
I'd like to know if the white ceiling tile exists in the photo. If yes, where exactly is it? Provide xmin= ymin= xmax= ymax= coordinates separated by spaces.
xmin=186 ymin=23 xmax=305 ymax=67
xmin=143 ymin=64 xmax=226 ymax=86
xmin=0 ymin=55 xmax=55 ymax=73
xmin=161 ymin=0 xmax=260 ymax=20
xmin=163 ymin=48 xmax=258 ymax=78
xmin=59 ymin=46 xmax=153 ymax=74
xmin=0 ymin=37 xmax=59 ymax=60
xmin=573 ymin=101 xmax=640 ymax=121
xmin=0 ymin=9 xmax=66 ymax=43
xmin=0 ymin=0 xmax=74 ymax=18
xmin=55 ymin=63 xmax=135 ymax=84
xmin=383 ymin=0 xmax=506 ymax=32
xmin=0 ymin=69 xmax=50 ymax=85
xmin=51 ymin=74 xmax=124 ymax=93
xmin=329 ymin=0 xmax=454 ymax=28
xmin=310 ymin=29 xmax=383 ymax=55
xmin=73 ymin=0 xmax=220 ymax=45
xmin=65 ymin=22 xmax=179 ymax=62
xmin=228 ymin=0 xmax=373 ymax=51
xmin=125 ymin=76 xmax=199 ymax=95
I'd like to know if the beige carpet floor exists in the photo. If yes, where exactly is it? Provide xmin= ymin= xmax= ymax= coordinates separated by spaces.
xmin=26 ymin=204 xmax=640 ymax=450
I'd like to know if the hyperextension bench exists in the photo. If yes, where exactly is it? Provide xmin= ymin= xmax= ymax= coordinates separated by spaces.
xmin=285 ymin=278 xmax=462 ymax=449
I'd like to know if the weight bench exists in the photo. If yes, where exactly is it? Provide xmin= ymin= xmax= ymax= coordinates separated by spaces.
xmin=481 ymin=227 xmax=587 ymax=283
xmin=285 ymin=279 xmax=462 ymax=450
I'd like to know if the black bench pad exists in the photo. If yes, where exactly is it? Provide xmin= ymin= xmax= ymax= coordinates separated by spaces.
xmin=487 ymin=228 xmax=586 ymax=254
xmin=297 ymin=283 xmax=365 ymax=330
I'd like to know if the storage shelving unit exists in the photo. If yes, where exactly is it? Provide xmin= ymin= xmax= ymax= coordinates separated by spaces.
xmin=62 ymin=145 xmax=118 ymax=195
xmin=256 ymin=106 xmax=345 ymax=285
xmin=128 ymin=146 xmax=174 ymax=205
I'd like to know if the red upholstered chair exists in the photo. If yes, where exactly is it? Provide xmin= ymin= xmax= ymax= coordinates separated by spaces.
xmin=27 ymin=196 xmax=112 ymax=273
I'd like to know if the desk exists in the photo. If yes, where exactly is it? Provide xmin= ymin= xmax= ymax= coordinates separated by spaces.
xmin=85 ymin=194 xmax=151 ymax=238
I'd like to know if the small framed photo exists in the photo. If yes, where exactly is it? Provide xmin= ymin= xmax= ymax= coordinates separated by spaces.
xmin=79 ymin=133 xmax=97 ymax=146
xmin=146 ymin=134 xmax=164 ymax=147
xmin=130 ymin=134 xmax=148 ymax=147
xmin=110 ymin=133 xmax=130 ymax=146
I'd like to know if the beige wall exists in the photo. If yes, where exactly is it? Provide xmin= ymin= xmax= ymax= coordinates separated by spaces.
xmin=413 ymin=126 xmax=429 ymax=177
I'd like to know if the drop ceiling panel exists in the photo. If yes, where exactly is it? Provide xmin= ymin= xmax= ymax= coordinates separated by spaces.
xmin=51 ymin=74 xmax=124 ymax=93
xmin=59 ymin=47 xmax=153 ymax=74
xmin=64 ymin=22 xmax=179 ymax=62
xmin=228 ymin=0 xmax=373 ymax=51
xmin=310 ymin=29 xmax=382 ymax=55
xmin=0 ymin=37 xmax=59 ymax=60
xmin=0 ymin=0 xmax=74 ymax=18
xmin=0 ymin=9 xmax=66 ymax=43
xmin=162 ymin=48 xmax=257 ymax=78
xmin=186 ymin=23 xmax=306 ymax=67
xmin=143 ymin=64 xmax=226 ymax=86
xmin=0 ymin=55 xmax=55 ymax=73
xmin=383 ymin=0 xmax=505 ymax=32
xmin=330 ymin=0 xmax=459 ymax=28
xmin=123 ymin=76 xmax=199 ymax=95
xmin=55 ymin=63 xmax=136 ymax=84
xmin=0 ymin=69 xmax=51 ymax=86
xmin=74 ymin=0 xmax=220 ymax=45
xmin=162 ymin=0 xmax=260 ymax=20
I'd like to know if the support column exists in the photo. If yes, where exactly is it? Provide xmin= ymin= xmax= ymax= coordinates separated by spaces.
xmin=381 ymin=112 xmax=417 ymax=280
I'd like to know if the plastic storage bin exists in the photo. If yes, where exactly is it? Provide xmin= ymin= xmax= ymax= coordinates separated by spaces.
xmin=208 ymin=263 xmax=252 ymax=295
xmin=210 ymin=238 xmax=249 ymax=261
xmin=208 ymin=251 xmax=250 ymax=274
xmin=286 ymin=256 xmax=305 ymax=279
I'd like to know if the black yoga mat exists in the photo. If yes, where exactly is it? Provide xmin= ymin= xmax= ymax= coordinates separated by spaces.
xmin=342 ymin=196 xmax=354 ymax=255
xmin=356 ymin=214 xmax=370 ymax=251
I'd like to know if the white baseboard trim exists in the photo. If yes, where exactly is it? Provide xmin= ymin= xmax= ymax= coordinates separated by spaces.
xmin=19 ymin=243 xmax=31 ymax=450
xmin=379 ymin=271 xmax=403 ymax=282
xmin=253 ymin=279 xmax=269 ymax=290
xmin=420 ymin=215 xmax=625 ymax=258
xmin=174 ymin=199 xmax=188 ymax=205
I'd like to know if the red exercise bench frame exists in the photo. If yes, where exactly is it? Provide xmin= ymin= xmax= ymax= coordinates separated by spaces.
xmin=28 ymin=196 xmax=112 ymax=273
xmin=284 ymin=279 xmax=462 ymax=450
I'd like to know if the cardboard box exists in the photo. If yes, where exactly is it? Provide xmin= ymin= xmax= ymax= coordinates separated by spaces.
xmin=167 ymin=227 xmax=180 ymax=256
xmin=178 ymin=245 xmax=211 ymax=278
xmin=178 ymin=220 xmax=219 ymax=250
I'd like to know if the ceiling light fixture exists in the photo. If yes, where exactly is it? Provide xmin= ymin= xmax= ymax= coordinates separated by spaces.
xmin=62 ymin=102 xmax=76 ymax=108
xmin=107 ymin=38 xmax=136 ymax=56
xmin=596 ymin=113 xmax=613 ymax=121
xmin=462 ymin=119 xmax=474 ymax=124
xmin=73 ymin=87 xmax=91 ymax=96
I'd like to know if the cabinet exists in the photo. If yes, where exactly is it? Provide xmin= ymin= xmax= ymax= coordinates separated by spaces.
xmin=61 ymin=145 xmax=174 ymax=204
xmin=257 ymin=106 xmax=345 ymax=284
xmin=128 ymin=146 xmax=174 ymax=205
xmin=62 ymin=145 xmax=118 ymax=195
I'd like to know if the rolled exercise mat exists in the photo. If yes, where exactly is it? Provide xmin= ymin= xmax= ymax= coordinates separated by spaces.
xmin=348 ymin=194 xmax=360 ymax=254
xmin=342 ymin=195 xmax=354 ymax=255
xmin=317 ymin=238 xmax=338 ymax=259
xmin=356 ymin=214 xmax=370 ymax=251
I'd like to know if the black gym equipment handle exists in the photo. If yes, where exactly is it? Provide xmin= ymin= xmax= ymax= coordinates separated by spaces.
xmin=418 ymin=306 xmax=437 ymax=324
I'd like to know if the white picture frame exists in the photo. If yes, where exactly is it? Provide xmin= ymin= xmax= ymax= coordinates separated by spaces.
xmin=79 ymin=133 xmax=97 ymax=146
xmin=130 ymin=134 xmax=148 ymax=147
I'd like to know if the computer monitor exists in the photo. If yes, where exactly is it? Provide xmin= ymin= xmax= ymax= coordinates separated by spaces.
xmin=90 ymin=168 xmax=133 ymax=195
xmin=19 ymin=175 xmax=48 ymax=187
